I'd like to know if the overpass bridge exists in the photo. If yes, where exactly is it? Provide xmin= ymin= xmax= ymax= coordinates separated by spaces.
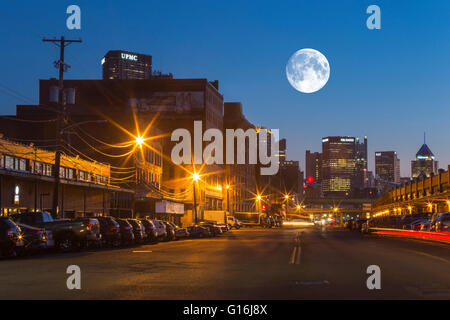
xmin=286 ymin=197 xmax=376 ymax=222
xmin=372 ymin=165 xmax=450 ymax=216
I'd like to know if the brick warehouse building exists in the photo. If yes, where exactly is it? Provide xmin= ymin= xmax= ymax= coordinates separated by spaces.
xmin=0 ymin=78 xmax=226 ymax=226
xmin=0 ymin=137 xmax=133 ymax=217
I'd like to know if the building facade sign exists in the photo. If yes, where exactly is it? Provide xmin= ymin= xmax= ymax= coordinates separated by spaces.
xmin=129 ymin=92 xmax=204 ymax=113
xmin=155 ymin=200 xmax=184 ymax=215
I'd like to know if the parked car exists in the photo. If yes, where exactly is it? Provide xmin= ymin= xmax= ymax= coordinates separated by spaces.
xmin=74 ymin=218 xmax=102 ymax=248
xmin=216 ymin=222 xmax=229 ymax=233
xmin=199 ymin=221 xmax=221 ymax=236
xmin=162 ymin=221 xmax=176 ymax=241
xmin=127 ymin=219 xmax=147 ymax=243
xmin=430 ymin=213 xmax=450 ymax=231
xmin=152 ymin=220 xmax=167 ymax=241
xmin=140 ymin=219 xmax=158 ymax=242
xmin=116 ymin=218 xmax=135 ymax=245
xmin=0 ymin=217 xmax=24 ymax=257
xmin=16 ymin=223 xmax=48 ymax=254
xmin=404 ymin=219 xmax=429 ymax=231
xmin=187 ymin=225 xmax=211 ymax=238
xmin=96 ymin=216 xmax=121 ymax=247
xmin=435 ymin=215 xmax=450 ymax=232
xmin=420 ymin=221 xmax=431 ymax=231
xmin=10 ymin=212 xmax=94 ymax=252
xmin=169 ymin=222 xmax=189 ymax=239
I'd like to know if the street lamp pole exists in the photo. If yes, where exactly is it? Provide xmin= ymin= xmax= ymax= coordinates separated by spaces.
xmin=193 ymin=181 xmax=198 ymax=224
xmin=226 ymin=185 xmax=230 ymax=213
xmin=192 ymin=173 xmax=199 ymax=224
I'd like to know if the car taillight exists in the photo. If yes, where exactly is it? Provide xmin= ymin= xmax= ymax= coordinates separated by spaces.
xmin=83 ymin=221 xmax=91 ymax=229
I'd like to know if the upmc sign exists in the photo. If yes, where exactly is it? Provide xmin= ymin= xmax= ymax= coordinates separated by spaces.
xmin=121 ymin=53 xmax=138 ymax=61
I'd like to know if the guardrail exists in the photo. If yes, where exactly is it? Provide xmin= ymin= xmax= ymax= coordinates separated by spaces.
xmin=369 ymin=227 xmax=450 ymax=244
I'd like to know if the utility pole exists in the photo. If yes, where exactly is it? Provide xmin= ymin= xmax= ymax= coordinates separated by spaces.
xmin=43 ymin=36 xmax=82 ymax=218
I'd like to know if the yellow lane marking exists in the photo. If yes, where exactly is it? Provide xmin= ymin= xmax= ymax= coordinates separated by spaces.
xmin=403 ymin=249 xmax=450 ymax=265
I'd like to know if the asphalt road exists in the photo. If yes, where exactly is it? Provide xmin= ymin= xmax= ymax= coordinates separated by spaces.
xmin=1 ymin=226 xmax=450 ymax=299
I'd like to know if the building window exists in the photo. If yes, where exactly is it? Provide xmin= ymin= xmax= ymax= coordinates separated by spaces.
xmin=14 ymin=185 xmax=20 ymax=205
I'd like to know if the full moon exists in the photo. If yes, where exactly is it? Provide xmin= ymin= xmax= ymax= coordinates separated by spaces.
xmin=286 ymin=48 xmax=330 ymax=93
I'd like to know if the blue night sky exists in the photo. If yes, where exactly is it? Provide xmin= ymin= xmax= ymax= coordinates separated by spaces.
xmin=1 ymin=0 xmax=449 ymax=176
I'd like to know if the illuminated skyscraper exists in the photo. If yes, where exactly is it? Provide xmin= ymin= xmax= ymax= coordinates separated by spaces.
xmin=411 ymin=141 xmax=438 ymax=179
xmin=102 ymin=50 xmax=152 ymax=80
xmin=354 ymin=136 xmax=368 ymax=189
xmin=305 ymin=150 xmax=322 ymax=183
xmin=375 ymin=151 xmax=400 ymax=184
xmin=321 ymin=136 xmax=356 ymax=197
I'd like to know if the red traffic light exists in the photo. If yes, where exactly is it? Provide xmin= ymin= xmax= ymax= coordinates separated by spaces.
xmin=306 ymin=176 xmax=314 ymax=184
xmin=303 ymin=185 xmax=308 ymax=189
xmin=262 ymin=204 xmax=267 ymax=210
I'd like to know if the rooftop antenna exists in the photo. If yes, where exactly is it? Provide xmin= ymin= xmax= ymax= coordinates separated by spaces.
xmin=424 ymin=132 xmax=426 ymax=145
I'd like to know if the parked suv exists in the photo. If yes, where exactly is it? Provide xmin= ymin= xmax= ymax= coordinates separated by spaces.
xmin=435 ymin=215 xmax=450 ymax=232
xmin=162 ymin=221 xmax=176 ymax=241
xmin=431 ymin=212 xmax=450 ymax=231
xmin=17 ymin=223 xmax=48 ymax=254
xmin=140 ymin=219 xmax=158 ymax=242
xmin=74 ymin=218 xmax=102 ymax=248
xmin=96 ymin=217 xmax=121 ymax=247
xmin=127 ymin=219 xmax=147 ymax=243
xmin=0 ymin=217 xmax=24 ymax=257
xmin=116 ymin=219 xmax=135 ymax=245
xmin=152 ymin=220 xmax=167 ymax=241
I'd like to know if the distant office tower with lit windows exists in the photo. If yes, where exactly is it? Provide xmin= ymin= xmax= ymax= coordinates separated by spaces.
xmin=305 ymin=150 xmax=322 ymax=183
xmin=321 ymin=136 xmax=356 ymax=197
xmin=375 ymin=151 xmax=400 ymax=184
xmin=278 ymin=138 xmax=286 ymax=164
xmin=411 ymin=141 xmax=438 ymax=179
xmin=354 ymin=136 xmax=368 ymax=189
xmin=102 ymin=50 xmax=152 ymax=80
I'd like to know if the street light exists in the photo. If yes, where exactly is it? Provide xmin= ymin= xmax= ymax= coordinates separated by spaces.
xmin=256 ymin=195 xmax=262 ymax=214
xmin=192 ymin=173 xmax=200 ymax=224
xmin=135 ymin=135 xmax=144 ymax=147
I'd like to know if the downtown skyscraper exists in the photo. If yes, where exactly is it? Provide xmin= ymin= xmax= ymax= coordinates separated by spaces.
xmin=375 ymin=151 xmax=400 ymax=184
xmin=321 ymin=136 xmax=356 ymax=197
